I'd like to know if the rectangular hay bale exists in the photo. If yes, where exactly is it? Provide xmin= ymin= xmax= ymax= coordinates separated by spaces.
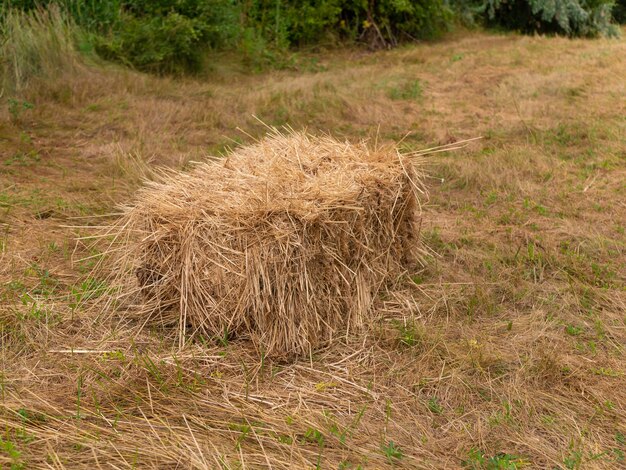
xmin=112 ymin=131 xmax=424 ymax=358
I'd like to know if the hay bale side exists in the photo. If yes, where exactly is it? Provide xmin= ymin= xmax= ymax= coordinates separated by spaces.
xmin=108 ymin=131 xmax=425 ymax=358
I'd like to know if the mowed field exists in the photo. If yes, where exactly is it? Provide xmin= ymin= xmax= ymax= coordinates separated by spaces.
xmin=0 ymin=30 xmax=625 ymax=469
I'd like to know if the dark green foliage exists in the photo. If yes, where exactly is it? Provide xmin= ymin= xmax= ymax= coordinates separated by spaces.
xmin=481 ymin=0 xmax=618 ymax=36
xmin=96 ymin=14 xmax=204 ymax=74
xmin=2 ymin=0 xmax=120 ymax=29
xmin=119 ymin=0 xmax=240 ymax=50
xmin=353 ymin=0 xmax=452 ymax=46
xmin=2 ymin=0 xmax=241 ymax=74
xmin=449 ymin=0 xmax=485 ymax=26
xmin=614 ymin=0 xmax=626 ymax=22
xmin=3 ymin=0 xmax=618 ymax=77
xmin=244 ymin=0 xmax=452 ymax=49
xmin=95 ymin=1 xmax=240 ymax=74
xmin=242 ymin=0 xmax=342 ymax=48
xmin=2 ymin=0 xmax=453 ymax=74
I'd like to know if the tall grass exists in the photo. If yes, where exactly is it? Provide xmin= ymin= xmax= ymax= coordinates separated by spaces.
xmin=0 ymin=6 xmax=81 ymax=96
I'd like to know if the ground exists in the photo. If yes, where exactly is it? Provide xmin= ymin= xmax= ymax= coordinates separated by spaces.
xmin=0 ymin=30 xmax=625 ymax=469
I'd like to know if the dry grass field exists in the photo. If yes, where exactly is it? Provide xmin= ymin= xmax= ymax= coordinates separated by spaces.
xmin=0 ymin=29 xmax=625 ymax=469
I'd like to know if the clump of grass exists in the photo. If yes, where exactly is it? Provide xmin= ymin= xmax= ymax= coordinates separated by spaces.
xmin=0 ymin=6 xmax=82 ymax=95
xmin=387 ymin=79 xmax=423 ymax=101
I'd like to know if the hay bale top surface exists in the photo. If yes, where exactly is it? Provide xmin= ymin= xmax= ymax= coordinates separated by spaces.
xmin=135 ymin=132 xmax=416 ymax=221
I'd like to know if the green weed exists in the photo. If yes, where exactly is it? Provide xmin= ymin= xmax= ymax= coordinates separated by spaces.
xmin=387 ymin=79 xmax=423 ymax=101
xmin=422 ymin=227 xmax=448 ymax=252
xmin=563 ymin=449 xmax=582 ymax=469
xmin=17 ymin=408 xmax=47 ymax=424
xmin=427 ymin=397 xmax=443 ymax=415
xmin=462 ymin=448 xmax=527 ymax=469
xmin=381 ymin=440 xmax=403 ymax=463
xmin=339 ymin=461 xmax=364 ymax=470
xmin=0 ymin=436 xmax=24 ymax=470
xmin=565 ymin=325 xmax=583 ymax=336
xmin=395 ymin=320 xmax=421 ymax=347
xmin=18 ymin=293 xmax=49 ymax=321
xmin=28 ymin=264 xmax=58 ymax=296
xmin=276 ymin=434 xmax=293 ymax=445
xmin=303 ymin=427 xmax=325 ymax=447
xmin=102 ymin=350 xmax=126 ymax=361
xmin=69 ymin=277 xmax=107 ymax=310
xmin=217 ymin=326 xmax=230 ymax=347
xmin=139 ymin=354 xmax=165 ymax=388
xmin=7 ymin=98 xmax=34 ymax=122
xmin=489 ymin=402 xmax=513 ymax=426
xmin=484 ymin=190 xmax=498 ymax=206
xmin=591 ymin=367 xmax=621 ymax=377
xmin=229 ymin=422 xmax=251 ymax=449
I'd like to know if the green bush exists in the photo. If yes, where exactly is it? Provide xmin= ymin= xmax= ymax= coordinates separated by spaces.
xmin=354 ymin=0 xmax=453 ymax=46
xmin=14 ymin=0 xmax=621 ymax=79
xmin=481 ymin=0 xmax=619 ymax=36
xmin=98 ymin=0 xmax=453 ymax=72
xmin=96 ymin=12 xmax=212 ymax=74
xmin=119 ymin=0 xmax=240 ymax=49
xmin=244 ymin=0 xmax=452 ymax=49
xmin=93 ymin=0 xmax=240 ymax=74
xmin=2 ymin=0 xmax=240 ymax=74
xmin=243 ymin=0 xmax=341 ymax=48
xmin=2 ymin=1 xmax=454 ymax=74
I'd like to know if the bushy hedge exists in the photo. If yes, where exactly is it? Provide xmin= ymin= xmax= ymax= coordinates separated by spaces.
xmin=2 ymin=0 xmax=453 ymax=73
xmin=1 ymin=0 xmax=621 ymax=76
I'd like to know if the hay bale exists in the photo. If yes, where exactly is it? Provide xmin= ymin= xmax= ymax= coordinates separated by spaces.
xmin=109 ymin=130 xmax=425 ymax=358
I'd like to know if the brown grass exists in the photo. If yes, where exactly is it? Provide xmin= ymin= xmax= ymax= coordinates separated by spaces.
xmin=0 ymin=29 xmax=625 ymax=469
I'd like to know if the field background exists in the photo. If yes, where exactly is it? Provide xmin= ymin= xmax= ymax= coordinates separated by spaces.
xmin=1 ymin=28 xmax=625 ymax=469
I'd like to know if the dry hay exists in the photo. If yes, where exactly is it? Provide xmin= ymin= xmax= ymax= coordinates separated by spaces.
xmin=104 ymin=130 xmax=426 ymax=358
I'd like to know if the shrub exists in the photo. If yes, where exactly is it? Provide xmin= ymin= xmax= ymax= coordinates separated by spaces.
xmin=243 ymin=0 xmax=341 ymax=48
xmin=614 ymin=0 xmax=626 ymax=22
xmin=94 ymin=0 xmax=240 ymax=74
xmin=3 ymin=0 xmax=241 ymax=74
xmin=481 ymin=0 xmax=619 ymax=36
xmin=2 ymin=0 xmax=620 ymax=80
xmin=2 ymin=0 xmax=455 ymax=74
xmin=243 ymin=0 xmax=452 ymax=50
xmin=99 ymin=0 xmax=453 ymax=72
xmin=95 ymin=13 xmax=206 ymax=74
xmin=119 ymin=0 xmax=240 ymax=50
xmin=354 ymin=0 xmax=453 ymax=46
